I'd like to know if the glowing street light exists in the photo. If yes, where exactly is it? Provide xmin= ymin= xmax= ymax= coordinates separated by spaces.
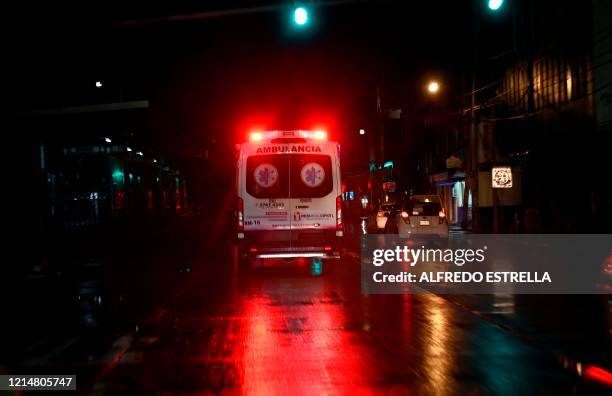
xmin=104 ymin=137 xmax=112 ymax=143
xmin=488 ymin=0 xmax=504 ymax=11
xmin=359 ymin=129 xmax=366 ymax=135
xmin=95 ymin=80 xmax=122 ymax=102
xmin=427 ymin=81 xmax=440 ymax=94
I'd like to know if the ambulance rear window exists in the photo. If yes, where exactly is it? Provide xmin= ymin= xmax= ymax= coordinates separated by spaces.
xmin=245 ymin=154 xmax=333 ymax=198
xmin=246 ymin=155 xmax=289 ymax=198
xmin=290 ymin=154 xmax=333 ymax=198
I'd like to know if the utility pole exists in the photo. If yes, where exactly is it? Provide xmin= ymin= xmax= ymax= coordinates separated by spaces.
xmin=461 ymin=73 xmax=469 ymax=229
xmin=491 ymin=115 xmax=499 ymax=233
xmin=463 ymin=0 xmax=480 ymax=231
xmin=470 ymin=64 xmax=480 ymax=231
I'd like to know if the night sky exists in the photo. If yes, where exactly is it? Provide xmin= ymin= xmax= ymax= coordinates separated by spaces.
xmin=12 ymin=1 xmax=516 ymax=149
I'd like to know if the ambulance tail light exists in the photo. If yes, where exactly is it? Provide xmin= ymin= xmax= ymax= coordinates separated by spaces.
xmin=236 ymin=197 xmax=244 ymax=237
xmin=336 ymin=195 xmax=343 ymax=236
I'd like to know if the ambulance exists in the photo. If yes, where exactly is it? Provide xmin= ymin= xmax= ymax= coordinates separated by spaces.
xmin=235 ymin=130 xmax=343 ymax=268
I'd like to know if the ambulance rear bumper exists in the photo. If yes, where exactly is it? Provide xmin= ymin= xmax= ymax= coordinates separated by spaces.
xmin=240 ymin=229 xmax=341 ymax=259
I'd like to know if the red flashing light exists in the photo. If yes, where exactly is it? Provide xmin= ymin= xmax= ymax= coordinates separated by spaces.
xmin=249 ymin=132 xmax=264 ymax=142
xmin=298 ymin=130 xmax=328 ymax=140
xmin=248 ymin=130 xmax=328 ymax=142
xmin=249 ymin=247 xmax=258 ymax=253
xmin=313 ymin=130 xmax=327 ymax=140
xmin=377 ymin=211 xmax=386 ymax=217
xmin=324 ymin=246 xmax=332 ymax=251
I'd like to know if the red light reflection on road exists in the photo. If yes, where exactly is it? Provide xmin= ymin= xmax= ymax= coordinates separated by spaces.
xmin=234 ymin=282 xmax=380 ymax=394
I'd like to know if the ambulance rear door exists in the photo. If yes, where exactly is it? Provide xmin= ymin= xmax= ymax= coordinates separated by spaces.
xmin=243 ymin=152 xmax=291 ymax=243
xmin=288 ymin=147 xmax=338 ymax=245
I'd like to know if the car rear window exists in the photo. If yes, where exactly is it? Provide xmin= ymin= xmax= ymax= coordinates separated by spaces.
xmin=403 ymin=200 xmax=442 ymax=216
xmin=245 ymin=154 xmax=333 ymax=198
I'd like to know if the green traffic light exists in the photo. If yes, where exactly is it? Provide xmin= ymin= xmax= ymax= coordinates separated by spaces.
xmin=488 ymin=0 xmax=504 ymax=11
xmin=293 ymin=7 xmax=309 ymax=26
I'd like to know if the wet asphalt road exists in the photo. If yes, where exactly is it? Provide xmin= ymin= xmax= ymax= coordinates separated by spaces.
xmin=4 ymin=220 xmax=611 ymax=395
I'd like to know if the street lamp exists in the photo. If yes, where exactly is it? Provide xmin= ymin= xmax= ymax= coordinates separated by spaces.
xmin=95 ymin=80 xmax=123 ymax=102
xmin=427 ymin=81 xmax=440 ymax=94
xmin=359 ymin=129 xmax=366 ymax=135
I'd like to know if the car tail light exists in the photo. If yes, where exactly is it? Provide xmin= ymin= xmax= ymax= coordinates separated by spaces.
xmin=377 ymin=211 xmax=385 ymax=217
xmin=236 ymin=197 xmax=244 ymax=234
xmin=438 ymin=210 xmax=446 ymax=224
xmin=249 ymin=247 xmax=257 ymax=253
xmin=324 ymin=246 xmax=332 ymax=251
xmin=400 ymin=210 xmax=410 ymax=224
xmin=583 ymin=365 xmax=612 ymax=387
xmin=336 ymin=195 xmax=343 ymax=235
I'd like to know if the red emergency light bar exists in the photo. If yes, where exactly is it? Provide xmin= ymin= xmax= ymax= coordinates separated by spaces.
xmin=248 ymin=130 xmax=327 ymax=143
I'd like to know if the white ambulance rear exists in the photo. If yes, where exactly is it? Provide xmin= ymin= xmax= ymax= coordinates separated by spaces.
xmin=235 ymin=130 xmax=343 ymax=266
